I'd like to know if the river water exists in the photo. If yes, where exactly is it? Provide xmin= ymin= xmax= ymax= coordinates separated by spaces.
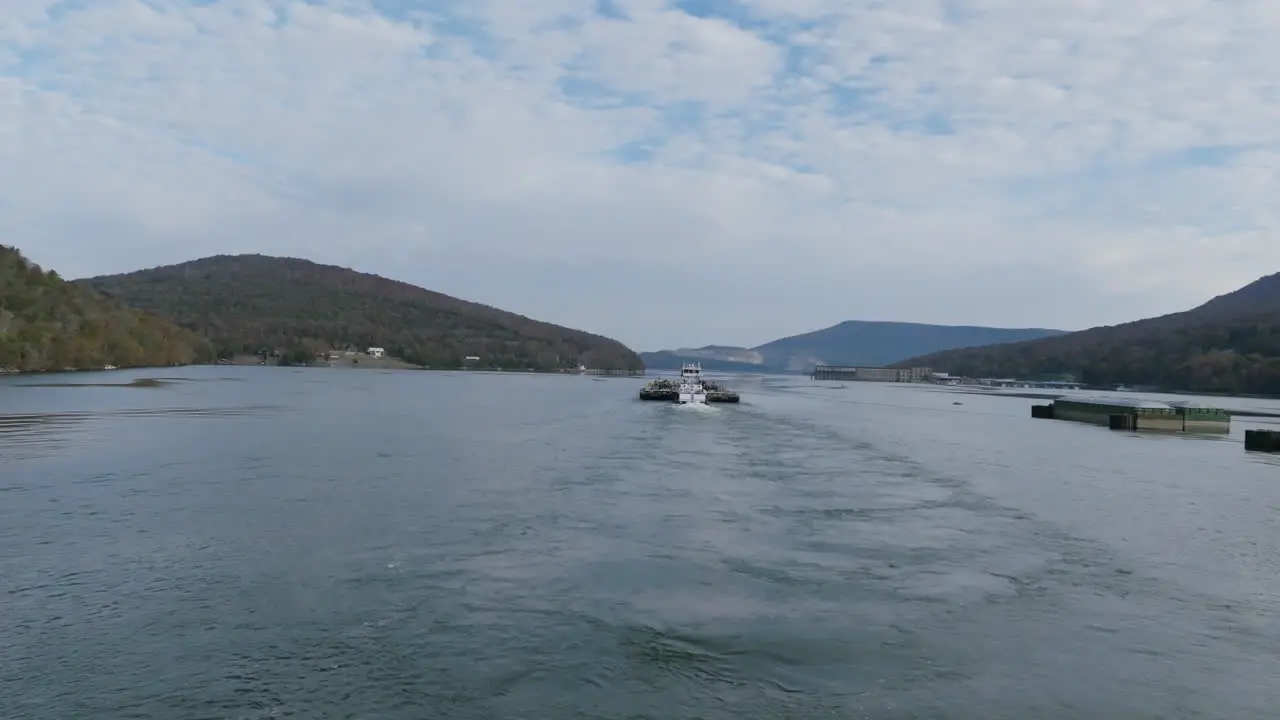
xmin=3 ymin=366 xmax=1279 ymax=719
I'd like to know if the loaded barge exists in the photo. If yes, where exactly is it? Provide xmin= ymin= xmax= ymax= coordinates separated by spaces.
xmin=639 ymin=363 xmax=740 ymax=403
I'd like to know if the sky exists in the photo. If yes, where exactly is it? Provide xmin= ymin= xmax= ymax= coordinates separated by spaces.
xmin=4 ymin=0 xmax=1280 ymax=351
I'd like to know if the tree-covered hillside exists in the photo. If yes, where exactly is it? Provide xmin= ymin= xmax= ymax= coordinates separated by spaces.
xmin=0 ymin=246 xmax=212 ymax=372
xmin=898 ymin=273 xmax=1280 ymax=394
xmin=79 ymin=254 xmax=644 ymax=370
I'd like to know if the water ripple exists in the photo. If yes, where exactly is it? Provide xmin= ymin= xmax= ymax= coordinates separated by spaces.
xmin=2 ymin=367 xmax=1279 ymax=719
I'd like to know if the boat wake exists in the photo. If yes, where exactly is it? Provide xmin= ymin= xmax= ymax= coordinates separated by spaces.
xmin=675 ymin=402 xmax=718 ymax=413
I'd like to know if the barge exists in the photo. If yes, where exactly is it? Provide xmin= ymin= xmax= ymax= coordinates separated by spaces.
xmin=639 ymin=363 xmax=740 ymax=403
xmin=1032 ymin=395 xmax=1229 ymax=433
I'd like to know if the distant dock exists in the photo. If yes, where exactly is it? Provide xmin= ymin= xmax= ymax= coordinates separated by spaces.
xmin=811 ymin=365 xmax=932 ymax=383
xmin=1031 ymin=395 xmax=1230 ymax=433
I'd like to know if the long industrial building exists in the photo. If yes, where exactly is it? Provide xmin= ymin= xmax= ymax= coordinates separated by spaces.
xmin=811 ymin=365 xmax=933 ymax=382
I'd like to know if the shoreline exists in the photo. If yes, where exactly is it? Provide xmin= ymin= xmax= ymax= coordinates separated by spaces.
xmin=2 ymin=359 xmax=646 ymax=378
xmin=0 ymin=363 xmax=188 ymax=376
xmin=220 ymin=353 xmax=642 ymax=375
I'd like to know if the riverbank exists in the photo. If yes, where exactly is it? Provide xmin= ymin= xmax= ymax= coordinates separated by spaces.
xmin=221 ymin=354 xmax=645 ymax=376
xmin=220 ymin=354 xmax=422 ymax=370
xmin=0 ymin=363 xmax=184 ymax=375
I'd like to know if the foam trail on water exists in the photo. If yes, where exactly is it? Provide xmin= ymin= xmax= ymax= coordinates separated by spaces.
xmin=676 ymin=403 xmax=718 ymax=413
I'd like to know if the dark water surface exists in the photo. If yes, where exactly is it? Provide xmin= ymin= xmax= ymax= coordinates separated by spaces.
xmin=3 ymin=367 xmax=1280 ymax=719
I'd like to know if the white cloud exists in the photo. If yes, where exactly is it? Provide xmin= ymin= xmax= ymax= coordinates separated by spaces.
xmin=574 ymin=6 xmax=783 ymax=105
xmin=3 ymin=0 xmax=1280 ymax=350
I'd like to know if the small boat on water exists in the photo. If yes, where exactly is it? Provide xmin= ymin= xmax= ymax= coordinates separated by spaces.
xmin=675 ymin=363 xmax=708 ymax=405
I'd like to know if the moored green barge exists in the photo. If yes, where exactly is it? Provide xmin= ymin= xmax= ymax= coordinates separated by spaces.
xmin=1032 ymin=395 xmax=1229 ymax=433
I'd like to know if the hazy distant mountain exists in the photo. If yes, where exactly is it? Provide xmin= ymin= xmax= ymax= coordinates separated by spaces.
xmin=641 ymin=321 xmax=1066 ymax=374
xmin=635 ymin=350 xmax=771 ymax=373
xmin=671 ymin=345 xmax=766 ymax=365
xmin=897 ymin=272 xmax=1280 ymax=394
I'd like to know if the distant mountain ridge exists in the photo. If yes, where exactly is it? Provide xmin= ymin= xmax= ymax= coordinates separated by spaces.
xmin=896 ymin=272 xmax=1280 ymax=394
xmin=641 ymin=321 xmax=1067 ymax=373
xmin=638 ymin=351 xmax=771 ymax=373
xmin=77 ymin=254 xmax=644 ymax=371
xmin=673 ymin=345 xmax=766 ymax=365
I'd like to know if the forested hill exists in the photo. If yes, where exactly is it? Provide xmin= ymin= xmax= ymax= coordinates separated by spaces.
xmin=0 ymin=245 xmax=211 ymax=372
xmin=896 ymin=272 xmax=1280 ymax=394
xmin=77 ymin=254 xmax=644 ymax=371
